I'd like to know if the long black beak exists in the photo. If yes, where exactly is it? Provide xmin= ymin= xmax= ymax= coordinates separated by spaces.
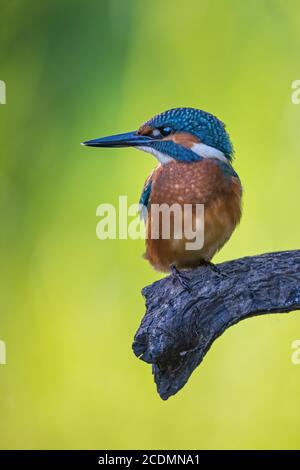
xmin=81 ymin=131 xmax=153 ymax=148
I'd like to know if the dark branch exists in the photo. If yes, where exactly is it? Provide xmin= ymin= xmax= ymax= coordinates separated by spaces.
xmin=132 ymin=250 xmax=300 ymax=400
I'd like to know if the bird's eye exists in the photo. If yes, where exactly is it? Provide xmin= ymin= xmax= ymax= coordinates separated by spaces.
xmin=151 ymin=126 xmax=173 ymax=138
xmin=160 ymin=126 xmax=172 ymax=136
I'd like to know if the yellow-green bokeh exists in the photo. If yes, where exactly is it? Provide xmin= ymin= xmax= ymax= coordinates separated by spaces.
xmin=1 ymin=0 xmax=300 ymax=449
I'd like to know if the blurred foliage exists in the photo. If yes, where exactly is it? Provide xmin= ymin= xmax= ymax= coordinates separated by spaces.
xmin=0 ymin=0 xmax=300 ymax=450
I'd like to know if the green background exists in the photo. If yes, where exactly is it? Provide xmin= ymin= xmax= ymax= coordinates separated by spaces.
xmin=1 ymin=0 xmax=300 ymax=450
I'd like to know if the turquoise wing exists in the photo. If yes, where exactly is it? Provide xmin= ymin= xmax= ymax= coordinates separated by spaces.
xmin=139 ymin=175 xmax=153 ymax=222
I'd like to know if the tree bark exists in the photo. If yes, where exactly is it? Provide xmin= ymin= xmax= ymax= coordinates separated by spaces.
xmin=132 ymin=250 xmax=300 ymax=400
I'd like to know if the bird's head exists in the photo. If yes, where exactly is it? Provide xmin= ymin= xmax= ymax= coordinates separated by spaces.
xmin=82 ymin=107 xmax=233 ymax=164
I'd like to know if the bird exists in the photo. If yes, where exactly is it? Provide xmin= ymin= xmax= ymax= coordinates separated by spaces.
xmin=82 ymin=107 xmax=242 ymax=285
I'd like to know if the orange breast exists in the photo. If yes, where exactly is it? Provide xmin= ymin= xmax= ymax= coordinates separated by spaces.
xmin=144 ymin=159 xmax=242 ymax=272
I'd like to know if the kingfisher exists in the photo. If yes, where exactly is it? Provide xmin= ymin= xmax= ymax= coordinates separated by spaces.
xmin=82 ymin=108 xmax=242 ymax=286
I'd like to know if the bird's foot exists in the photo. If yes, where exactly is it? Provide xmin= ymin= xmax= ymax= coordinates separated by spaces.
xmin=171 ymin=264 xmax=192 ymax=293
xmin=202 ymin=260 xmax=228 ymax=277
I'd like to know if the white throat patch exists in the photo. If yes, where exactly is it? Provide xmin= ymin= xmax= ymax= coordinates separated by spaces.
xmin=137 ymin=146 xmax=173 ymax=164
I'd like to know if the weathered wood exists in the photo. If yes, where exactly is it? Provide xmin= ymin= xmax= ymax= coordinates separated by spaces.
xmin=132 ymin=250 xmax=300 ymax=400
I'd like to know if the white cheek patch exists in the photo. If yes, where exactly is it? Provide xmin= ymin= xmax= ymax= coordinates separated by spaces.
xmin=151 ymin=129 xmax=161 ymax=137
xmin=137 ymin=146 xmax=174 ymax=164
xmin=191 ymin=143 xmax=228 ymax=163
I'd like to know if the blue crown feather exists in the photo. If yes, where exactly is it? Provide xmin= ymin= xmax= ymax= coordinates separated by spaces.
xmin=145 ymin=107 xmax=234 ymax=161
